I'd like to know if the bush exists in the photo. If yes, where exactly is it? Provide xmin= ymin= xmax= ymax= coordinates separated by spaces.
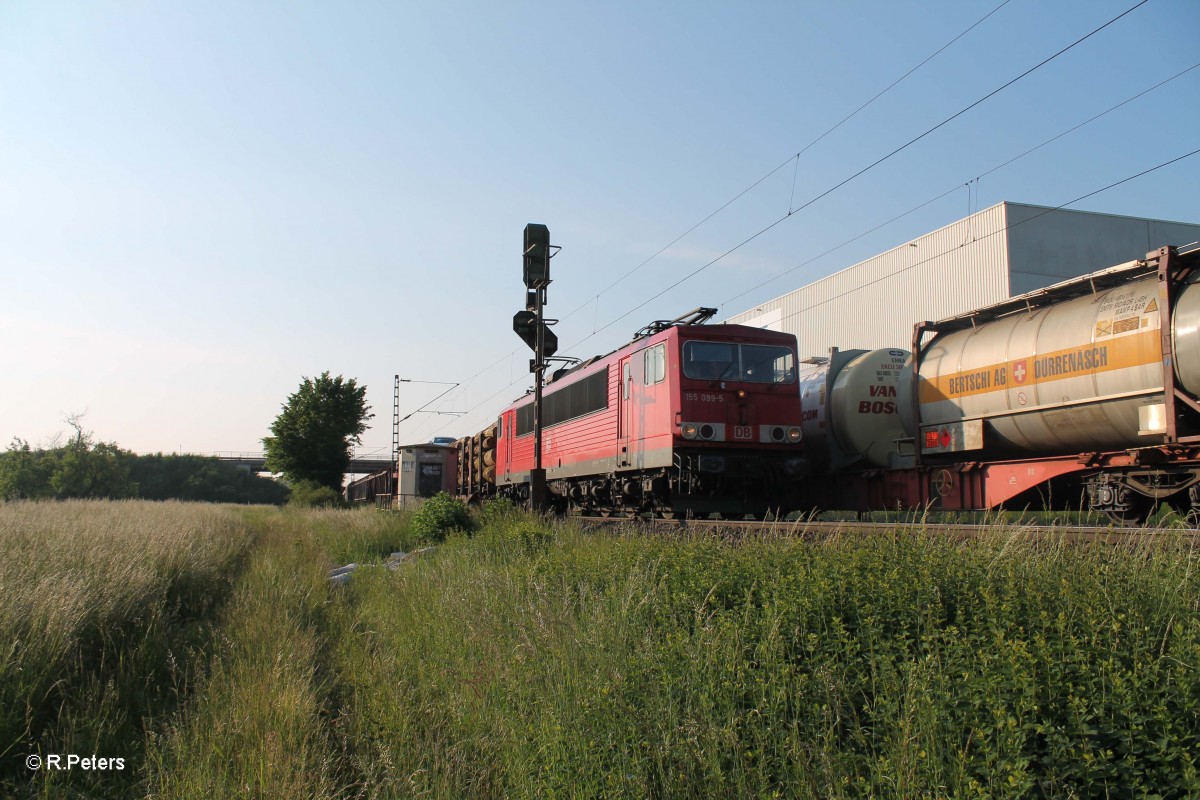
xmin=287 ymin=480 xmax=342 ymax=508
xmin=330 ymin=525 xmax=1200 ymax=799
xmin=411 ymin=492 xmax=473 ymax=542
xmin=476 ymin=495 xmax=519 ymax=528
xmin=503 ymin=523 xmax=555 ymax=554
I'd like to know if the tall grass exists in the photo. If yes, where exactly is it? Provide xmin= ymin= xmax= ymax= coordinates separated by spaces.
xmin=143 ymin=506 xmax=416 ymax=800
xmin=5 ymin=501 xmax=1197 ymax=797
xmin=331 ymin=514 xmax=1200 ymax=799
xmin=0 ymin=500 xmax=254 ymax=799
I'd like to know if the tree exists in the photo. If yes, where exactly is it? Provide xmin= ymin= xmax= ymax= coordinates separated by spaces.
xmin=49 ymin=415 xmax=137 ymax=499
xmin=0 ymin=438 xmax=56 ymax=499
xmin=262 ymin=372 xmax=373 ymax=492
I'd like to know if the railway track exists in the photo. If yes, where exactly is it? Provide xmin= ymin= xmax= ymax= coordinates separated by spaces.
xmin=571 ymin=514 xmax=1200 ymax=547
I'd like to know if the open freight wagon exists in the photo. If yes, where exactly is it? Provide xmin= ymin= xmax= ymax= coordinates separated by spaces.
xmin=455 ymin=423 xmax=497 ymax=503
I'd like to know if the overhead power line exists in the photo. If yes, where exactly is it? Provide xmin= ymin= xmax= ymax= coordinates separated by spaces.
xmin=792 ymin=0 xmax=1017 ymax=164
xmin=766 ymin=147 xmax=1200 ymax=332
xmin=419 ymin=0 xmax=1154 ymax=438
xmin=784 ymin=0 xmax=1151 ymax=220
xmin=546 ymin=0 xmax=1153 ymax=362
xmin=553 ymin=0 xmax=1016 ymax=326
xmin=408 ymin=2 xmax=1015 ymax=440
xmin=435 ymin=147 xmax=1197 ymax=438
xmin=721 ymin=59 xmax=1200 ymax=309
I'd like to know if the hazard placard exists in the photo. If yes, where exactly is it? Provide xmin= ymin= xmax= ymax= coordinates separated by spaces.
xmin=920 ymin=419 xmax=984 ymax=454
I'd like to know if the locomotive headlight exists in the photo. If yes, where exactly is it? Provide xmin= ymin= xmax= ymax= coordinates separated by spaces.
xmin=681 ymin=422 xmax=698 ymax=440
xmin=787 ymin=427 xmax=802 ymax=443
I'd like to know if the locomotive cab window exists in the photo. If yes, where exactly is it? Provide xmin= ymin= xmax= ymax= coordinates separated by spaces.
xmin=643 ymin=344 xmax=665 ymax=385
xmin=683 ymin=341 xmax=796 ymax=384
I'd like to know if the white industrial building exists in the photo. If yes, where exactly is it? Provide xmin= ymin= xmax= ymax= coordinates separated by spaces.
xmin=726 ymin=202 xmax=1200 ymax=359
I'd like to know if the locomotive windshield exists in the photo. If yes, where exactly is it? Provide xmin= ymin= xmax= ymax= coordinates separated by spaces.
xmin=682 ymin=341 xmax=796 ymax=383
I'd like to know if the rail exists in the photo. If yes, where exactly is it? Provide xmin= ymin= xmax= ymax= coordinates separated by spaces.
xmin=574 ymin=515 xmax=1200 ymax=546
xmin=149 ymin=449 xmax=396 ymax=475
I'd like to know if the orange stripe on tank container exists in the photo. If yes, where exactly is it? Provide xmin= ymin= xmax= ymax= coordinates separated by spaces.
xmin=918 ymin=329 xmax=1162 ymax=405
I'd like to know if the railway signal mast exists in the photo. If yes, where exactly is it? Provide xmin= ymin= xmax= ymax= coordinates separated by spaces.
xmin=513 ymin=223 xmax=559 ymax=510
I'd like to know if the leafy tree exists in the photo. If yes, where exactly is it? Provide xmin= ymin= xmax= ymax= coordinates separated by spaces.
xmin=0 ymin=438 xmax=57 ymax=499
xmin=0 ymin=419 xmax=290 ymax=504
xmin=52 ymin=440 xmax=138 ymax=499
xmin=50 ymin=416 xmax=138 ymax=499
xmin=262 ymin=372 xmax=373 ymax=492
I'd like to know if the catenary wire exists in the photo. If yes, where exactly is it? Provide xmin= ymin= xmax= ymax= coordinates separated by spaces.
xmin=421 ymin=0 xmax=1154 ymax=438
xmin=549 ymin=0 xmax=1154 ymax=359
xmin=551 ymin=0 xmax=1015 ymax=326
xmin=433 ymin=148 xmax=1197 ymax=438
xmin=766 ymin=148 xmax=1200 ymax=332
xmin=405 ymin=1 xmax=1016 ymax=438
xmin=720 ymin=59 xmax=1200 ymax=308
xmin=781 ymin=0 xmax=1151 ymax=221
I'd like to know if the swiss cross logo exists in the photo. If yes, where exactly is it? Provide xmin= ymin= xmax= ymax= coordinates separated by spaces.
xmin=1012 ymin=360 xmax=1028 ymax=384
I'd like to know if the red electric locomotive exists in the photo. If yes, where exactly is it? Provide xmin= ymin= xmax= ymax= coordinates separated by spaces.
xmin=493 ymin=308 xmax=805 ymax=517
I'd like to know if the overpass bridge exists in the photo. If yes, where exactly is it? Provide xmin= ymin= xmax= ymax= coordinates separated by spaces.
xmin=204 ymin=450 xmax=395 ymax=475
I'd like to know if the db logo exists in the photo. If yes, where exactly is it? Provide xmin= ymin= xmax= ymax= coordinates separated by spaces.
xmin=733 ymin=425 xmax=752 ymax=440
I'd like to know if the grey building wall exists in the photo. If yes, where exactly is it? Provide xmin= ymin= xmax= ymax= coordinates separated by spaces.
xmin=1004 ymin=204 xmax=1200 ymax=294
xmin=727 ymin=202 xmax=1200 ymax=360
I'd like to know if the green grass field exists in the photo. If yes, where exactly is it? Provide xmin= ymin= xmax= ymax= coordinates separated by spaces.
xmin=1 ymin=500 xmax=1197 ymax=798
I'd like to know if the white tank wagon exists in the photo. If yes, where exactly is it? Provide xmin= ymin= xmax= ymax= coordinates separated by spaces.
xmin=899 ymin=245 xmax=1200 ymax=522
xmin=799 ymin=348 xmax=912 ymax=470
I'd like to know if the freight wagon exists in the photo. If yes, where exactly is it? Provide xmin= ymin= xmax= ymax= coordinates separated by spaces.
xmin=800 ymin=245 xmax=1200 ymax=523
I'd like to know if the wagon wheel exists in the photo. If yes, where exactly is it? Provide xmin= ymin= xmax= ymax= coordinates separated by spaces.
xmin=1104 ymin=496 xmax=1154 ymax=527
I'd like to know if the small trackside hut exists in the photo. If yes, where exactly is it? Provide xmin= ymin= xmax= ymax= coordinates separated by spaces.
xmin=347 ymin=443 xmax=457 ymax=508
xmin=395 ymin=444 xmax=457 ymax=507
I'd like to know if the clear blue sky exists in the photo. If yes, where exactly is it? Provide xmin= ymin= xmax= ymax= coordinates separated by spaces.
xmin=2 ymin=0 xmax=1197 ymax=455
